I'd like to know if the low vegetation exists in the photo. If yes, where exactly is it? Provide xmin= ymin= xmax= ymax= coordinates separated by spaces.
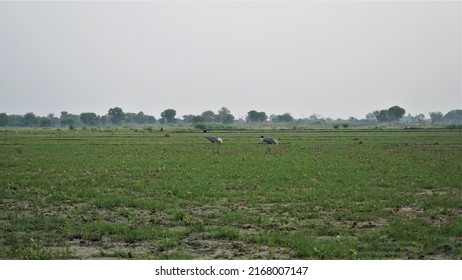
xmin=0 ymin=128 xmax=461 ymax=259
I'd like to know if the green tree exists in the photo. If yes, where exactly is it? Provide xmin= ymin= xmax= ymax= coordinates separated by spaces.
xmin=134 ymin=111 xmax=148 ymax=124
xmin=429 ymin=112 xmax=443 ymax=124
xmin=182 ymin=114 xmax=195 ymax=123
xmin=108 ymin=107 xmax=126 ymax=125
xmin=23 ymin=112 xmax=37 ymax=127
xmin=246 ymin=110 xmax=267 ymax=123
xmin=8 ymin=115 xmax=23 ymax=126
xmin=366 ymin=113 xmax=376 ymax=121
xmin=201 ymin=110 xmax=215 ymax=122
xmin=257 ymin=111 xmax=267 ymax=122
xmin=416 ymin=113 xmax=426 ymax=125
xmin=217 ymin=107 xmax=235 ymax=124
xmin=125 ymin=113 xmax=137 ymax=123
xmin=246 ymin=110 xmax=258 ymax=123
xmin=99 ymin=115 xmax=109 ymax=125
xmin=0 ymin=113 xmax=9 ymax=126
xmin=60 ymin=111 xmax=79 ymax=126
xmin=193 ymin=115 xmax=207 ymax=123
xmin=387 ymin=105 xmax=406 ymax=122
xmin=373 ymin=110 xmax=388 ymax=122
xmin=39 ymin=117 xmax=52 ymax=127
xmin=80 ymin=112 xmax=98 ymax=126
xmin=161 ymin=109 xmax=177 ymax=124
xmin=272 ymin=113 xmax=294 ymax=122
xmin=146 ymin=115 xmax=156 ymax=124
xmin=444 ymin=110 xmax=462 ymax=123
xmin=223 ymin=114 xmax=235 ymax=124
xmin=309 ymin=113 xmax=321 ymax=122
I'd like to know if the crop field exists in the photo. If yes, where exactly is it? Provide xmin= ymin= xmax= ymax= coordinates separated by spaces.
xmin=0 ymin=128 xmax=461 ymax=259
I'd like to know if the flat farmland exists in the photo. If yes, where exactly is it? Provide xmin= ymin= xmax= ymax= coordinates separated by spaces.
xmin=1 ymin=128 xmax=461 ymax=259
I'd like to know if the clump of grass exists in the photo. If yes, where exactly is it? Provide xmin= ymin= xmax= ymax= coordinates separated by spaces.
xmin=15 ymin=146 xmax=22 ymax=154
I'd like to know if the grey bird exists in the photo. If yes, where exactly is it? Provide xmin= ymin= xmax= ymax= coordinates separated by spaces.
xmin=260 ymin=136 xmax=278 ymax=153
xmin=204 ymin=130 xmax=223 ymax=153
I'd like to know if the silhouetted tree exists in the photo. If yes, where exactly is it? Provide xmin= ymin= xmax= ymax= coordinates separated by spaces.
xmin=373 ymin=110 xmax=388 ymax=122
xmin=182 ymin=115 xmax=195 ymax=123
xmin=309 ymin=113 xmax=322 ymax=122
xmin=38 ymin=117 xmax=52 ymax=127
xmin=444 ymin=110 xmax=462 ymax=123
xmin=134 ymin=111 xmax=148 ymax=124
xmin=429 ymin=112 xmax=443 ymax=124
xmin=387 ymin=105 xmax=406 ymax=122
xmin=146 ymin=115 xmax=156 ymax=124
xmin=246 ymin=110 xmax=267 ymax=122
xmin=416 ymin=114 xmax=426 ymax=125
xmin=60 ymin=111 xmax=79 ymax=126
xmin=23 ymin=112 xmax=37 ymax=127
xmin=201 ymin=110 xmax=215 ymax=123
xmin=80 ymin=112 xmax=98 ymax=126
xmin=161 ymin=109 xmax=177 ymax=123
xmin=272 ymin=113 xmax=294 ymax=122
xmin=125 ymin=113 xmax=137 ymax=123
xmin=0 ymin=113 xmax=9 ymax=126
xmin=373 ymin=106 xmax=406 ymax=123
xmin=366 ymin=113 xmax=376 ymax=121
xmin=222 ymin=114 xmax=235 ymax=124
xmin=217 ymin=107 xmax=235 ymax=124
xmin=108 ymin=107 xmax=126 ymax=125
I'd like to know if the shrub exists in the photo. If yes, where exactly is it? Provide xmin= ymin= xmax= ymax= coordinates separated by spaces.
xmin=194 ymin=123 xmax=207 ymax=130
xmin=446 ymin=124 xmax=462 ymax=129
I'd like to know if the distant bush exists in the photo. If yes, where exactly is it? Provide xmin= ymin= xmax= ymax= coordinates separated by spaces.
xmin=446 ymin=124 xmax=462 ymax=129
xmin=342 ymin=123 xmax=349 ymax=128
xmin=333 ymin=124 xmax=339 ymax=129
xmin=194 ymin=123 xmax=207 ymax=130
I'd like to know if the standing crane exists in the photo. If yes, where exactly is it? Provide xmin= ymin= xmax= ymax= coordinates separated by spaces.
xmin=260 ymin=136 xmax=278 ymax=154
xmin=203 ymin=130 xmax=223 ymax=153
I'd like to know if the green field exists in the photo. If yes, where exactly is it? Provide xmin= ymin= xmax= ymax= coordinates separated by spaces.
xmin=1 ymin=128 xmax=461 ymax=259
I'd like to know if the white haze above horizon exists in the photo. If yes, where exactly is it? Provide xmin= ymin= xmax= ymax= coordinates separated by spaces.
xmin=1 ymin=0 xmax=461 ymax=120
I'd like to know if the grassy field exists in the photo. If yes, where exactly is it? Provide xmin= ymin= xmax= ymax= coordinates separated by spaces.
xmin=0 ymin=128 xmax=461 ymax=259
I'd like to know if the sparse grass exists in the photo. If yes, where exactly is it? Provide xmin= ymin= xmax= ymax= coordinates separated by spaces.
xmin=0 ymin=128 xmax=461 ymax=259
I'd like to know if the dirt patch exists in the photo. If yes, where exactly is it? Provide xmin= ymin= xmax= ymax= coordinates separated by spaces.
xmin=49 ymin=238 xmax=158 ymax=259
xmin=184 ymin=233 xmax=294 ymax=259
xmin=423 ymin=208 xmax=462 ymax=225
xmin=396 ymin=206 xmax=424 ymax=214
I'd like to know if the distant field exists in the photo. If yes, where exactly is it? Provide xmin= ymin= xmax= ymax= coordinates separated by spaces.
xmin=0 ymin=128 xmax=461 ymax=259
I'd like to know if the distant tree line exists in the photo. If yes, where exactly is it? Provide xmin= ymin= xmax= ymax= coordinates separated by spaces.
xmin=428 ymin=110 xmax=462 ymax=125
xmin=0 ymin=105 xmax=461 ymax=128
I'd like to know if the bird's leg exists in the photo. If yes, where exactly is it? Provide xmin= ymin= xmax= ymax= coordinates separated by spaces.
xmin=216 ymin=143 xmax=221 ymax=153
xmin=274 ymin=144 xmax=279 ymax=154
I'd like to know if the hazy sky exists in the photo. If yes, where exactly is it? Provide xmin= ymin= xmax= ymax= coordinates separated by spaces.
xmin=1 ymin=0 xmax=461 ymax=119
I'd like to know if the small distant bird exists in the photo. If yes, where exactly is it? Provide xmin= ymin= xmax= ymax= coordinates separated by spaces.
xmin=260 ymin=136 xmax=278 ymax=154
xmin=204 ymin=130 xmax=223 ymax=153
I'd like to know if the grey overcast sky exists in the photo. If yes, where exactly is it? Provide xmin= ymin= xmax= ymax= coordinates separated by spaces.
xmin=0 ymin=0 xmax=461 ymax=119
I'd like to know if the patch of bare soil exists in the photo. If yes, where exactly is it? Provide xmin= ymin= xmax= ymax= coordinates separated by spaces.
xmin=183 ymin=233 xmax=294 ymax=260
xmin=50 ymin=238 xmax=158 ymax=259
xmin=387 ymin=204 xmax=461 ymax=226
xmin=423 ymin=209 xmax=462 ymax=225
